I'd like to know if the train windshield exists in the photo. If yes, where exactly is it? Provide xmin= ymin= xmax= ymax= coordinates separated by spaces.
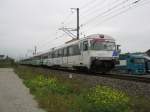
xmin=134 ymin=58 xmax=145 ymax=64
xmin=90 ymin=40 xmax=115 ymax=51
xmin=148 ymin=62 xmax=150 ymax=69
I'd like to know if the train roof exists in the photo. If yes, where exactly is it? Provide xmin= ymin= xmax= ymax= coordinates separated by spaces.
xmin=86 ymin=34 xmax=115 ymax=41
xmin=62 ymin=34 xmax=115 ymax=46
xmin=24 ymin=34 xmax=115 ymax=59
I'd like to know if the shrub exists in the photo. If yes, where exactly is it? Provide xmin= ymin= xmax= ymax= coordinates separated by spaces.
xmin=15 ymin=67 xmax=133 ymax=112
xmin=74 ymin=85 xmax=130 ymax=112
xmin=88 ymin=86 xmax=130 ymax=112
xmin=24 ymin=75 xmax=73 ymax=95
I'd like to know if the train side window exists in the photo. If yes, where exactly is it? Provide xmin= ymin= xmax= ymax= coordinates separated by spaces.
xmin=58 ymin=49 xmax=63 ymax=57
xmin=73 ymin=44 xmax=81 ymax=55
xmin=53 ymin=51 xmax=57 ymax=58
xmin=130 ymin=59 xmax=134 ymax=63
xmin=43 ymin=54 xmax=48 ymax=59
xmin=45 ymin=56 xmax=48 ymax=59
xmin=83 ymin=41 xmax=88 ymax=51
xmin=68 ymin=46 xmax=74 ymax=56
xmin=52 ymin=51 xmax=55 ymax=58
xmin=58 ymin=50 xmax=60 ymax=57
xmin=46 ymin=53 xmax=49 ymax=59
xmin=62 ymin=48 xmax=64 ymax=57
xmin=58 ymin=49 xmax=60 ymax=57
xmin=49 ymin=52 xmax=52 ymax=58
xmin=53 ymin=51 xmax=55 ymax=58
xmin=61 ymin=49 xmax=63 ymax=57
xmin=80 ymin=42 xmax=83 ymax=51
xmin=56 ymin=50 xmax=59 ymax=58
xmin=64 ymin=48 xmax=68 ymax=57
xmin=50 ymin=52 xmax=52 ymax=58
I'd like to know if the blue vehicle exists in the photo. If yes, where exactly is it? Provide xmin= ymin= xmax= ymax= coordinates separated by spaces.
xmin=116 ymin=53 xmax=146 ymax=75
xmin=131 ymin=53 xmax=150 ymax=73
xmin=144 ymin=56 xmax=150 ymax=73
xmin=145 ymin=61 xmax=150 ymax=73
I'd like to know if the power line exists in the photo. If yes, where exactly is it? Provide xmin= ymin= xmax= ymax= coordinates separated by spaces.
xmin=67 ymin=1 xmax=115 ymax=28
xmin=36 ymin=31 xmax=59 ymax=48
xmin=37 ymin=33 xmax=66 ymax=51
xmin=94 ymin=0 xmax=150 ymax=26
xmin=80 ymin=0 xmax=119 ymax=19
xmin=59 ymin=8 xmax=80 ymax=40
xmin=61 ymin=9 xmax=79 ymax=28
xmin=81 ymin=0 xmax=131 ymax=27
xmin=82 ymin=0 xmax=148 ymax=32
xmin=66 ymin=0 xmax=106 ymax=25
xmin=62 ymin=13 xmax=73 ymax=24
xmin=80 ymin=0 xmax=98 ymax=10
xmin=80 ymin=0 xmax=111 ymax=17
xmin=80 ymin=1 xmax=107 ymax=18
xmin=61 ymin=12 xmax=75 ymax=27
xmin=37 ymin=8 xmax=80 ymax=52
xmin=37 ymin=33 xmax=69 ymax=53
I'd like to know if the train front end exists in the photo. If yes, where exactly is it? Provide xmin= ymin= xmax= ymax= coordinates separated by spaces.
xmin=88 ymin=34 xmax=120 ymax=72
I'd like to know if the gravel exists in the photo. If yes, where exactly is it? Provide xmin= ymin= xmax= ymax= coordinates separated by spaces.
xmin=37 ymin=67 xmax=150 ymax=98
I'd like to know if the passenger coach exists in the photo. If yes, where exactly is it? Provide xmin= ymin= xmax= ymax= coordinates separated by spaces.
xmin=21 ymin=34 xmax=120 ymax=73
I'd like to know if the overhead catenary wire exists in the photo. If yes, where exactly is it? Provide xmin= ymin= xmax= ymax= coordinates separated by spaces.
xmin=36 ymin=33 xmax=67 ymax=53
xmin=65 ymin=0 xmax=129 ymax=30
xmin=38 ymin=33 xmax=66 ymax=49
xmin=80 ymin=0 xmax=110 ymax=19
xmin=36 ymin=31 xmax=59 ymax=48
xmin=80 ymin=0 xmax=142 ymax=33
xmin=60 ymin=1 xmax=109 ymax=36
xmin=37 ymin=9 xmax=78 ymax=53
xmin=63 ymin=0 xmax=123 ymax=37
xmin=61 ymin=12 xmax=75 ymax=27
xmin=35 ymin=0 xmax=148 ymax=56
xmin=65 ymin=0 xmax=106 ymax=26
xmin=80 ymin=0 xmax=131 ymax=27
xmin=94 ymin=0 xmax=144 ymax=26
xmin=80 ymin=0 xmax=98 ymax=10
xmin=79 ymin=0 xmax=123 ymax=25
xmin=81 ymin=0 xmax=148 ymax=33
xmin=80 ymin=0 xmax=116 ymax=18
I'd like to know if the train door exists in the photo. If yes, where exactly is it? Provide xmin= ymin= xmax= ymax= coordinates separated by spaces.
xmin=67 ymin=44 xmax=81 ymax=67
xmin=67 ymin=46 xmax=73 ymax=66
xmin=79 ymin=41 xmax=83 ymax=63
xmin=80 ymin=40 xmax=90 ymax=68
xmin=58 ymin=49 xmax=63 ymax=66
xmin=62 ymin=47 xmax=68 ymax=67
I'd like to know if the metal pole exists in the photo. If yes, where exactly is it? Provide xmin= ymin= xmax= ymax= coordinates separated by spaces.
xmin=77 ymin=8 xmax=79 ymax=40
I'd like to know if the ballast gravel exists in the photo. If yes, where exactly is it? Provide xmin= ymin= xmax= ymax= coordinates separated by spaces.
xmin=38 ymin=68 xmax=150 ymax=98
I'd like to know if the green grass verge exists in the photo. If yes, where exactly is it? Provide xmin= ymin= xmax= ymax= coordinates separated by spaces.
xmin=14 ymin=66 xmax=149 ymax=112
xmin=0 ymin=60 xmax=15 ymax=68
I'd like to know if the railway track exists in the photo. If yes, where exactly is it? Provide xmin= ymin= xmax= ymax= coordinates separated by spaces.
xmin=20 ymin=65 xmax=150 ymax=83
xmin=94 ymin=73 xmax=150 ymax=84
xmin=40 ymin=66 xmax=150 ymax=84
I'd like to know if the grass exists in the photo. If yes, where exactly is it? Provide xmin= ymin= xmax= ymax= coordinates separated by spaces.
xmin=14 ymin=66 xmax=150 ymax=112
xmin=0 ymin=60 xmax=15 ymax=68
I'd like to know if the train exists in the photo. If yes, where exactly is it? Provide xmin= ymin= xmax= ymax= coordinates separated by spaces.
xmin=20 ymin=34 xmax=120 ymax=73
xmin=115 ymin=53 xmax=150 ymax=75
xmin=116 ymin=54 xmax=146 ymax=75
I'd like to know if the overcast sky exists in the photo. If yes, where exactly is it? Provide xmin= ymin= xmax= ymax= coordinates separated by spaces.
xmin=0 ymin=0 xmax=150 ymax=59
